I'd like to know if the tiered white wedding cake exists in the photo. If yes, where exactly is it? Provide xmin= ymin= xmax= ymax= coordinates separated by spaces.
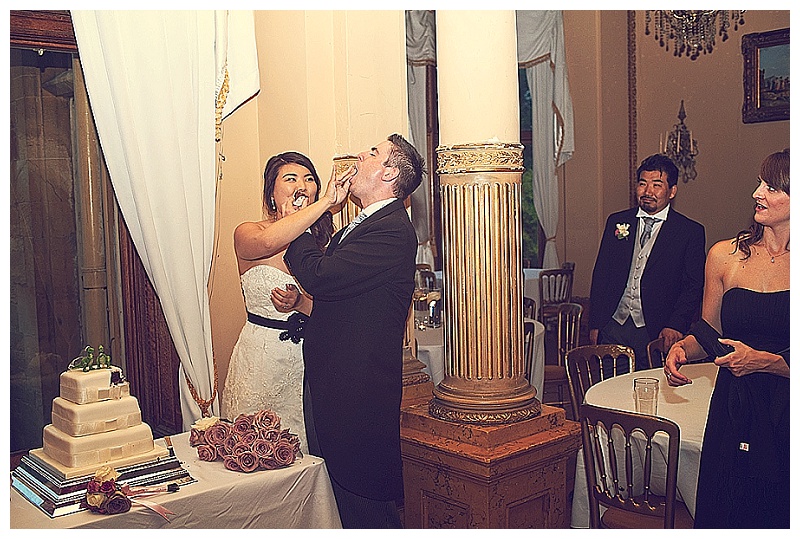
xmin=12 ymin=355 xmax=193 ymax=517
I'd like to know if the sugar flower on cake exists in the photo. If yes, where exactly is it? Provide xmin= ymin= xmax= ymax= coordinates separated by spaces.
xmin=615 ymin=222 xmax=631 ymax=240
xmin=189 ymin=409 xmax=301 ymax=473
xmin=82 ymin=466 xmax=132 ymax=515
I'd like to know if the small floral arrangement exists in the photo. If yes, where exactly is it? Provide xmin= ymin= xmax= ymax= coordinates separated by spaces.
xmin=615 ymin=223 xmax=631 ymax=240
xmin=82 ymin=466 xmax=132 ymax=515
xmin=189 ymin=409 xmax=301 ymax=472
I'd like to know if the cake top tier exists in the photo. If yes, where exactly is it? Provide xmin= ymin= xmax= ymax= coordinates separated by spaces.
xmin=60 ymin=366 xmax=130 ymax=404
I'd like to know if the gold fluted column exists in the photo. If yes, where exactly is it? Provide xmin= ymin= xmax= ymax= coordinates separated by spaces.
xmin=428 ymin=12 xmax=538 ymax=424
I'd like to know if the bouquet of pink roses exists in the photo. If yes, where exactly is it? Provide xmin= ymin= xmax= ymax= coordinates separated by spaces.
xmin=189 ymin=409 xmax=302 ymax=472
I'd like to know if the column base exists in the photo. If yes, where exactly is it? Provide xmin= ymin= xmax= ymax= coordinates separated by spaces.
xmin=400 ymin=403 xmax=581 ymax=528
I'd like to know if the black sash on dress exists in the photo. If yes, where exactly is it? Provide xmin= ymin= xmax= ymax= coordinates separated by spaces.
xmin=246 ymin=311 xmax=309 ymax=344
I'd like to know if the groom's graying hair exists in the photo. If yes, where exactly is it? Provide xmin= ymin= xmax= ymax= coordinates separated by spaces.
xmin=385 ymin=133 xmax=424 ymax=200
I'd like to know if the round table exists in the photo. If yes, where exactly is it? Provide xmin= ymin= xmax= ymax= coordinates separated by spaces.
xmin=570 ymin=362 xmax=719 ymax=528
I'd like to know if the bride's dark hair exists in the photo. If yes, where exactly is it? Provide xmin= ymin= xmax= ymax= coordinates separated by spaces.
xmin=734 ymin=148 xmax=789 ymax=259
xmin=262 ymin=151 xmax=334 ymax=250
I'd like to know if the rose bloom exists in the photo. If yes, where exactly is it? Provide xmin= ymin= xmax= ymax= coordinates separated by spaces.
xmin=189 ymin=428 xmax=205 ymax=447
xmin=99 ymin=480 xmax=117 ymax=495
xmin=86 ymin=479 xmax=101 ymax=494
xmin=232 ymin=414 xmax=254 ymax=435
xmin=259 ymin=428 xmax=280 ymax=443
xmin=260 ymin=456 xmax=281 ymax=470
xmin=223 ymin=433 xmax=241 ymax=454
xmin=231 ymin=441 xmax=252 ymax=457
xmin=215 ymin=442 xmax=231 ymax=457
xmin=273 ymin=440 xmax=297 ymax=467
xmin=85 ymin=492 xmax=106 ymax=508
xmin=237 ymin=451 xmax=260 ymax=473
xmin=103 ymin=491 xmax=132 ymax=514
xmin=223 ymin=456 xmax=242 ymax=472
xmin=252 ymin=409 xmax=280 ymax=432
xmin=196 ymin=444 xmax=217 ymax=462
xmin=191 ymin=416 xmax=220 ymax=431
xmin=204 ymin=421 xmax=231 ymax=446
xmin=239 ymin=430 xmax=258 ymax=446
xmin=93 ymin=466 xmax=119 ymax=483
xmin=251 ymin=438 xmax=274 ymax=459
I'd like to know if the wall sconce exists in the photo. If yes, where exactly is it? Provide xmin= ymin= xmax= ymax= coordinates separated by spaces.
xmin=660 ymin=100 xmax=698 ymax=183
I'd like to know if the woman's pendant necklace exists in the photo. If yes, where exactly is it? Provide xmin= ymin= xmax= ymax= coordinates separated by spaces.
xmin=765 ymin=245 xmax=790 ymax=263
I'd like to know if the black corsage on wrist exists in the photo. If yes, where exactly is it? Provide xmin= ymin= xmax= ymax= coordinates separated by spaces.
xmin=279 ymin=312 xmax=310 ymax=344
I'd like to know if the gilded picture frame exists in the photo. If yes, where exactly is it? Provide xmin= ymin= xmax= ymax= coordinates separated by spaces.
xmin=742 ymin=28 xmax=789 ymax=124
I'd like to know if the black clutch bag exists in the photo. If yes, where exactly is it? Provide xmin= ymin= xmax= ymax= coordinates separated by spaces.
xmin=689 ymin=318 xmax=735 ymax=358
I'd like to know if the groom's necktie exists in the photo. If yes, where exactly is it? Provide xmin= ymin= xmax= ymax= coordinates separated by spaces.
xmin=640 ymin=217 xmax=657 ymax=248
xmin=340 ymin=212 xmax=367 ymax=240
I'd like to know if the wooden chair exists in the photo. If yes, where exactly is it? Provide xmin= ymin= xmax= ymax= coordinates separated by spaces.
xmin=523 ymin=296 xmax=537 ymax=320
xmin=538 ymin=267 xmax=574 ymax=325
xmin=543 ymin=302 xmax=583 ymax=415
xmin=566 ymin=344 xmax=635 ymax=421
xmin=646 ymin=337 xmax=666 ymax=369
xmin=580 ymin=403 xmax=695 ymax=528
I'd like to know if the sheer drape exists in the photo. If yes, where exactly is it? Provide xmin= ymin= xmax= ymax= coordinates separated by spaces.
xmin=71 ymin=11 xmax=258 ymax=430
xmin=405 ymin=10 xmax=436 ymax=268
xmin=517 ymin=10 xmax=574 ymax=269
xmin=404 ymin=10 xmax=574 ymax=269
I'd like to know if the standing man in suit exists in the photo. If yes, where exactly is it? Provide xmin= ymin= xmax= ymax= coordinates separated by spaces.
xmin=285 ymin=133 xmax=423 ymax=528
xmin=588 ymin=154 xmax=705 ymax=370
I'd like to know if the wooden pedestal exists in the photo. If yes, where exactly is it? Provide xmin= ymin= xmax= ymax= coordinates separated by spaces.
xmin=400 ymin=403 xmax=581 ymax=528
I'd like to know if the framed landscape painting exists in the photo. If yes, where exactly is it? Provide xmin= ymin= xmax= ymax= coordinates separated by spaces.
xmin=742 ymin=28 xmax=789 ymax=123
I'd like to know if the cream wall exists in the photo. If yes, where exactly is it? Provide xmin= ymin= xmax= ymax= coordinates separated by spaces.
xmin=210 ymin=10 xmax=790 ymax=395
xmin=561 ymin=10 xmax=790 ymax=299
xmin=210 ymin=10 xmax=408 ymax=396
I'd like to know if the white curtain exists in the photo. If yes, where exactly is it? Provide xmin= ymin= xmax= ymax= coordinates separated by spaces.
xmin=517 ymin=10 xmax=575 ymax=268
xmin=405 ymin=10 xmax=436 ymax=268
xmin=71 ymin=11 xmax=259 ymax=430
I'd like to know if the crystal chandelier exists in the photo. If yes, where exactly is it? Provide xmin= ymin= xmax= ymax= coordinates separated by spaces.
xmin=645 ymin=10 xmax=745 ymax=60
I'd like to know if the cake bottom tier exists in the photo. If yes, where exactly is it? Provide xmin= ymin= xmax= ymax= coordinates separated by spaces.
xmin=42 ymin=423 xmax=155 ymax=469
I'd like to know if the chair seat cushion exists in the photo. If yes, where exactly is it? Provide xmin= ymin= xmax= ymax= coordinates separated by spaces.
xmin=601 ymin=501 xmax=694 ymax=529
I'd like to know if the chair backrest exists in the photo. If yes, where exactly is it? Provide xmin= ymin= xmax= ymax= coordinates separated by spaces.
xmin=566 ymin=344 xmax=636 ymax=421
xmin=646 ymin=337 xmax=666 ymax=369
xmin=538 ymin=268 xmax=574 ymax=308
xmin=580 ymin=403 xmax=682 ymax=528
xmin=523 ymin=296 xmax=537 ymax=320
xmin=556 ymin=302 xmax=583 ymax=367
xmin=523 ymin=320 xmax=536 ymax=383
xmin=561 ymin=261 xmax=575 ymax=271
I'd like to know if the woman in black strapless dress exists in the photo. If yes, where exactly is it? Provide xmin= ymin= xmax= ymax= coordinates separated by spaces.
xmin=664 ymin=149 xmax=790 ymax=528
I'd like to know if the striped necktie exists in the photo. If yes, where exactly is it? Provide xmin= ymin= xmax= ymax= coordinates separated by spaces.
xmin=340 ymin=212 xmax=367 ymax=240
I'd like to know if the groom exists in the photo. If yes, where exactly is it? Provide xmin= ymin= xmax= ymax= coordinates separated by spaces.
xmin=285 ymin=133 xmax=423 ymax=528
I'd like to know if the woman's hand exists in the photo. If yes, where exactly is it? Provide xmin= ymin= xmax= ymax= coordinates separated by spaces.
xmin=271 ymin=283 xmax=301 ymax=313
xmin=715 ymin=339 xmax=785 ymax=377
xmin=664 ymin=340 xmax=693 ymax=386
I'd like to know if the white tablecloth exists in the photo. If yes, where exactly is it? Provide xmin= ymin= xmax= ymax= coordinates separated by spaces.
xmin=415 ymin=319 xmax=546 ymax=400
xmin=434 ymin=269 xmax=545 ymax=308
xmin=570 ymin=362 xmax=718 ymax=528
xmin=11 ymin=431 xmax=342 ymax=529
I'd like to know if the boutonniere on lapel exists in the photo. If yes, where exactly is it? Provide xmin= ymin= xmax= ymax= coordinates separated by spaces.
xmin=615 ymin=223 xmax=631 ymax=240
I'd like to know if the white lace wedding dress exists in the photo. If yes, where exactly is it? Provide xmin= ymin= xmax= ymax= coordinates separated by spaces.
xmin=221 ymin=264 xmax=308 ymax=453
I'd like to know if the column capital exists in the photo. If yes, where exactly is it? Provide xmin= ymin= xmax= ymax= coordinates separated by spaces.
xmin=436 ymin=142 xmax=524 ymax=175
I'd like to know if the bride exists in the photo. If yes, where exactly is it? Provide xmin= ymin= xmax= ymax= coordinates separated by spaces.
xmin=221 ymin=151 xmax=351 ymax=454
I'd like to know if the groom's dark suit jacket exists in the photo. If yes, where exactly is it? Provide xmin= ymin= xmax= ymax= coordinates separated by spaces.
xmin=285 ymin=199 xmax=416 ymax=502
xmin=588 ymin=206 xmax=706 ymax=341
